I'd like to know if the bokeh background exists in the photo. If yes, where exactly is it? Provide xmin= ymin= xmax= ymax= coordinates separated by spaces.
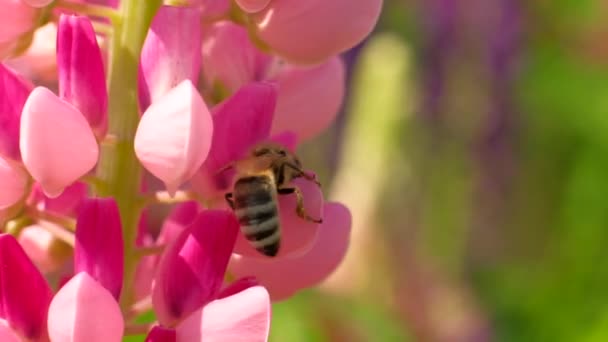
xmin=273 ymin=0 xmax=608 ymax=341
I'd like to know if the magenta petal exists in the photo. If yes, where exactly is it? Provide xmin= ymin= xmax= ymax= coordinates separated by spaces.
xmin=230 ymin=202 xmax=351 ymax=300
xmin=233 ymin=177 xmax=323 ymax=258
xmin=0 ymin=64 xmax=31 ymax=161
xmin=0 ymin=234 xmax=52 ymax=341
xmin=29 ymin=181 xmax=87 ymax=216
xmin=201 ymin=22 xmax=271 ymax=93
xmin=0 ymin=156 xmax=28 ymax=210
xmin=75 ymin=198 xmax=124 ymax=299
xmin=146 ymin=325 xmax=177 ymax=342
xmin=139 ymin=5 xmax=202 ymax=110
xmin=271 ymin=57 xmax=345 ymax=141
xmin=20 ymin=87 xmax=99 ymax=198
xmin=217 ymin=277 xmax=258 ymax=300
xmin=48 ymin=272 xmax=124 ymax=342
xmin=157 ymin=201 xmax=200 ymax=245
xmin=57 ymin=15 xmax=108 ymax=138
xmin=176 ymin=286 xmax=271 ymax=342
xmin=153 ymin=210 xmax=239 ymax=327
xmin=135 ymin=80 xmax=213 ymax=195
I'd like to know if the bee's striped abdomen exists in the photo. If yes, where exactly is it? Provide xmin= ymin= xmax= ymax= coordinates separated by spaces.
xmin=233 ymin=175 xmax=280 ymax=256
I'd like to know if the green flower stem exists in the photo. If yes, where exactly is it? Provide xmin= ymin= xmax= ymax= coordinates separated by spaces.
xmin=55 ymin=1 xmax=121 ymax=23
xmin=96 ymin=0 xmax=161 ymax=312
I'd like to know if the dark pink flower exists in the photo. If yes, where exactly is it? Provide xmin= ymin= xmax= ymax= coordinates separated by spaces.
xmin=0 ymin=63 xmax=31 ymax=161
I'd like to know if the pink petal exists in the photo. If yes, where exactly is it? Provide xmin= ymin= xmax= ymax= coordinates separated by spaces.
xmin=233 ymin=177 xmax=323 ymax=258
xmin=271 ymin=56 xmax=345 ymax=141
xmin=230 ymin=202 xmax=351 ymax=300
xmin=157 ymin=201 xmax=200 ymax=245
xmin=146 ymin=325 xmax=176 ymax=342
xmin=201 ymin=22 xmax=271 ymax=93
xmin=198 ymin=0 xmax=230 ymax=19
xmin=139 ymin=6 xmax=202 ymax=110
xmin=0 ymin=319 xmax=20 ymax=342
xmin=0 ymin=0 xmax=37 ymax=44
xmin=0 ymin=63 xmax=31 ymax=161
xmin=0 ymin=234 xmax=52 ymax=341
xmin=0 ymin=156 xmax=28 ymax=210
xmin=28 ymin=181 xmax=87 ymax=216
xmin=74 ymin=198 xmax=124 ymax=299
xmin=176 ymin=286 xmax=270 ymax=342
xmin=21 ymin=0 xmax=53 ymax=7
xmin=57 ymin=15 xmax=108 ymax=138
xmin=234 ymin=0 xmax=271 ymax=13
xmin=5 ymin=23 xmax=58 ymax=83
xmin=192 ymin=82 xmax=276 ymax=194
xmin=18 ymin=224 xmax=69 ymax=274
xmin=48 ymin=272 xmax=124 ymax=342
xmin=217 ymin=277 xmax=258 ymax=299
xmin=253 ymin=0 xmax=382 ymax=63
xmin=268 ymin=131 xmax=298 ymax=152
xmin=153 ymin=210 xmax=239 ymax=327
xmin=135 ymin=80 xmax=213 ymax=196
xmin=19 ymin=87 xmax=99 ymax=198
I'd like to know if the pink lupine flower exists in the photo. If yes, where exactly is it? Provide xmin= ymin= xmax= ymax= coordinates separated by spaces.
xmin=139 ymin=5 xmax=202 ymax=111
xmin=230 ymin=202 xmax=351 ymax=300
xmin=0 ymin=0 xmax=38 ymax=56
xmin=19 ymin=87 xmax=99 ymax=197
xmin=0 ymin=233 xmax=52 ymax=341
xmin=21 ymin=0 xmax=53 ymax=8
xmin=135 ymin=80 xmax=213 ymax=196
xmin=18 ymin=224 xmax=70 ymax=273
xmin=74 ymin=198 xmax=124 ymax=299
xmin=235 ymin=0 xmax=271 ymax=13
xmin=150 ymin=210 xmax=271 ymax=341
xmin=57 ymin=15 xmax=108 ymax=139
xmin=0 ymin=156 xmax=28 ymax=210
xmin=248 ymin=0 xmax=383 ymax=64
xmin=201 ymin=22 xmax=345 ymax=141
xmin=0 ymin=319 xmax=20 ymax=342
xmin=28 ymin=181 xmax=88 ymax=216
xmin=5 ymin=23 xmax=58 ymax=83
xmin=0 ymin=63 xmax=31 ymax=161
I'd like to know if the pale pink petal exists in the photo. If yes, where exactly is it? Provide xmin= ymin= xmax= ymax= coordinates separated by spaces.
xmin=0 ymin=234 xmax=52 ymax=341
xmin=18 ymin=224 xmax=68 ymax=274
xmin=201 ymin=22 xmax=270 ymax=93
xmin=233 ymin=177 xmax=323 ymax=258
xmin=192 ymin=82 xmax=276 ymax=194
xmin=271 ymin=57 xmax=345 ymax=141
xmin=230 ymin=202 xmax=351 ymax=300
xmin=0 ymin=319 xmax=20 ymax=342
xmin=57 ymin=15 xmax=108 ymax=138
xmin=0 ymin=63 xmax=32 ymax=161
xmin=153 ymin=210 xmax=239 ymax=327
xmin=75 ymin=198 xmax=124 ymax=299
xmin=146 ymin=325 xmax=176 ymax=342
xmin=139 ymin=6 xmax=202 ymax=110
xmin=19 ymin=87 xmax=99 ymax=198
xmin=176 ymin=286 xmax=270 ymax=342
xmin=0 ymin=156 xmax=28 ymax=210
xmin=135 ymin=80 xmax=213 ymax=196
xmin=28 ymin=181 xmax=87 ymax=216
xmin=235 ymin=0 xmax=271 ymax=13
xmin=254 ymin=0 xmax=383 ymax=63
xmin=0 ymin=0 xmax=37 ymax=44
xmin=5 ymin=23 xmax=58 ymax=83
xmin=22 ymin=0 xmax=53 ymax=7
xmin=48 ymin=272 xmax=124 ymax=342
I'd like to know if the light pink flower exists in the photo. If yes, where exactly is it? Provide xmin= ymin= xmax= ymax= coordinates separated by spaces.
xmin=149 ymin=210 xmax=271 ymax=341
xmin=21 ymin=0 xmax=53 ymax=7
xmin=5 ymin=23 xmax=58 ymax=83
xmin=251 ymin=0 xmax=383 ymax=64
xmin=18 ymin=224 xmax=68 ymax=273
xmin=230 ymin=202 xmax=351 ymax=300
xmin=139 ymin=5 xmax=202 ymax=111
xmin=28 ymin=181 xmax=88 ymax=216
xmin=57 ymin=15 xmax=108 ymax=139
xmin=234 ymin=0 xmax=270 ymax=13
xmin=0 ymin=156 xmax=28 ymax=210
xmin=0 ymin=1 xmax=37 ymax=53
xmin=0 ymin=63 xmax=32 ymax=161
xmin=135 ymin=80 xmax=213 ymax=196
xmin=19 ymin=87 xmax=99 ymax=197
xmin=201 ymin=22 xmax=345 ymax=141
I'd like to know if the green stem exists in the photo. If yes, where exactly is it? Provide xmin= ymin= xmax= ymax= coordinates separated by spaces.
xmin=97 ymin=0 xmax=161 ymax=312
xmin=55 ymin=0 xmax=122 ymax=23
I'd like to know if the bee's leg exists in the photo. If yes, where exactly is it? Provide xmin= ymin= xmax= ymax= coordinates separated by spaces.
xmin=277 ymin=187 xmax=323 ymax=224
xmin=225 ymin=192 xmax=235 ymax=209
xmin=284 ymin=163 xmax=321 ymax=187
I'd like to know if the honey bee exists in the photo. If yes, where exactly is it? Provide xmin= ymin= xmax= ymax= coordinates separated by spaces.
xmin=221 ymin=142 xmax=323 ymax=257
